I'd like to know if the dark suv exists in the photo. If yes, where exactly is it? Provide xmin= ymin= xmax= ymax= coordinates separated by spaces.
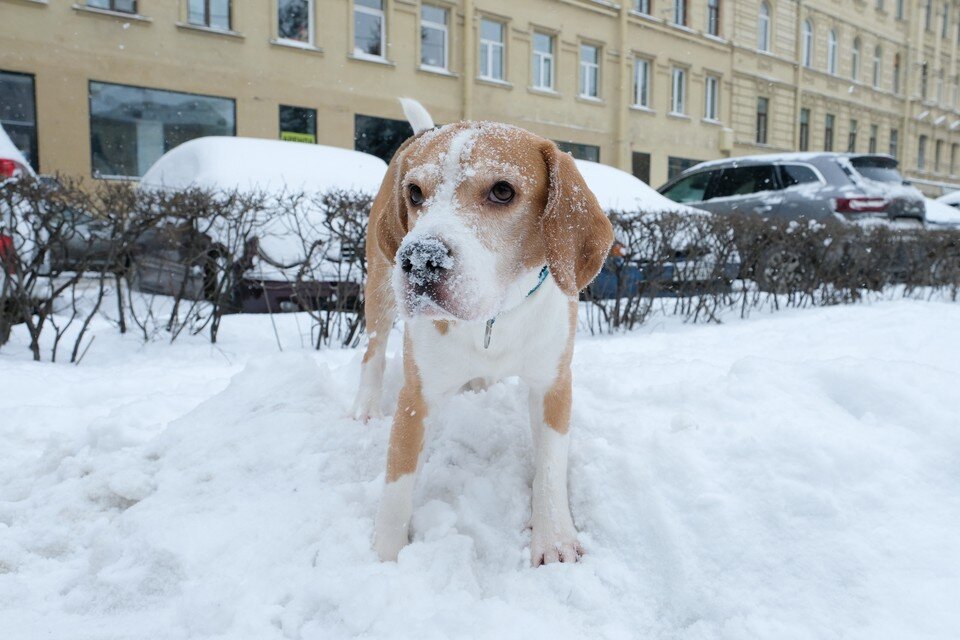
xmin=657 ymin=153 xmax=925 ymax=223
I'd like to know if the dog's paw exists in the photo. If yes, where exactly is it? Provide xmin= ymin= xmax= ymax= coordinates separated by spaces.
xmin=373 ymin=528 xmax=408 ymax=562
xmin=530 ymin=526 xmax=584 ymax=567
xmin=350 ymin=396 xmax=383 ymax=423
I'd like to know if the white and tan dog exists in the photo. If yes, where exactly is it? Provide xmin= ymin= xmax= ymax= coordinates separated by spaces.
xmin=353 ymin=99 xmax=613 ymax=566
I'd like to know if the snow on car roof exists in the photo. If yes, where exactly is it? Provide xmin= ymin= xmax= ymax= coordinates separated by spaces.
xmin=573 ymin=159 xmax=701 ymax=215
xmin=140 ymin=136 xmax=388 ymax=195
xmin=690 ymin=151 xmax=896 ymax=172
xmin=925 ymin=197 xmax=960 ymax=226
xmin=0 ymin=122 xmax=35 ymax=177
xmin=935 ymin=190 xmax=960 ymax=206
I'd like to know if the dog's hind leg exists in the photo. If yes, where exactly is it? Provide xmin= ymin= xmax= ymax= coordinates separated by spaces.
xmin=352 ymin=253 xmax=396 ymax=422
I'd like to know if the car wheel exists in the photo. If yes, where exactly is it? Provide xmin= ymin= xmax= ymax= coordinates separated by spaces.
xmin=754 ymin=244 xmax=811 ymax=293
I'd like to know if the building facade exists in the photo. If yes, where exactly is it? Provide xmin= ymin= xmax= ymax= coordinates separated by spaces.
xmin=2 ymin=0 xmax=960 ymax=193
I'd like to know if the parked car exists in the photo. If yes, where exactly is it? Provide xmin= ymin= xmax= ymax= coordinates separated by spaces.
xmin=926 ymin=196 xmax=960 ymax=229
xmin=657 ymin=153 xmax=927 ymax=290
xmin=573 ymin=159 xmax=740 ymax=299
xmin=137 ymin=136 xmax=388 ymax=313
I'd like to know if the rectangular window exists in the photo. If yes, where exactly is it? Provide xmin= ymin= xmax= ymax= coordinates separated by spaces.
xmin=756 ymin=97 xmax=769 ymax=144
xmin=673 ymin=0 xmax=686 ymax=26
xmin=354 ymin=0 xmax=385 ymax=58
xmin=869 ymin=124 xmax=878 ymax=153
xmin=951 ymin=143 xmax=958 ymax=175
xmin=935 ymin=139 xmax=943 ymax=172
xmin=668 ymin=156 xmax=703 ymax=180
xmin=799 ymin=108 xmax=810 ymax=152
xmin=555 ymin=141 xmax=600 ymax=162
xmin=421 ymin=5 xmax=449 ymax=70
xmin=633 ymin=58 xmax=651 ymax=108
xmin=707 ymin=0 xmax=720 ymax=36
xmin=671 ymin=67 xmax=686 ymax=115
xmin=279 ymin=105 xmax=316 ymax=143
xmin=824 ymin=113 xmax=835 ymax=152
xmin=278 ymin=0 xmax=312 ymax=43
xmin=188 ymin=0 xmax=231 ymax=30
xmin=847 ymin=119 xmax=858 ymax=152
xmin=704 ymin=75 xmax=720 ymax=121
xmin=632 ymin=151 xmax=651 ymax=184
xmin=0 ymin=70 xmax=38 ymax=171
xmin=87 ymin=0 xmax=136 ymax=12
xmin=579 ymin=44 xmax=600 ymax=99
xmin=943 ymin=3 xmax=950 ymax=38
xmin=889 ymin=128 xmax=899 ymax=158
xmin=354 ymin=114 xmax=413 ymax=163
xmin=88 ymin=81 xmax=235 ymax=179
xmin=479 ymin=19 xmax=505 ymax=80
xmin=918 ymin=134 xmax=927 ymax=169
xmin=635 ymin=0 xmax=650 ymax=15
xmin=897 ymin=0 xmax=905 ymax=20
xmin=532 ymin=32 xmax=555 ymax=90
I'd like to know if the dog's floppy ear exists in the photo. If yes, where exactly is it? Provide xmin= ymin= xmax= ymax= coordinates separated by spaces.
xmin=373 ymin=137 xmax=417 ymax=262
xmin=539 ymin=143 xmax=614 ymax=296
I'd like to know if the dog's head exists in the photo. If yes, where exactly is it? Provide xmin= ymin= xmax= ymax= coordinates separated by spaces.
xmin=374 ymin=121 xmax=613 ymax=321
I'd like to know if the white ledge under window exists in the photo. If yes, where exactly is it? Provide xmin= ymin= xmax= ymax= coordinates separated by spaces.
xmin=175 ymin=22 xmax=244 ymax=39
xmin=269 ymin=38 xmax=323 ymax=54
xmin=577 ymin=95 xmax=605 ymax=105
xmin=668 ymin=112 xmax=691 ymax=120
xmin=630 ymin=104 xmax=655 ymax=114
xmin=418 ymin=65 xmax=457 ymax=78
xmin=348 ymin=53 xmax=396 ymax=66
xmin=476 ymin=76 xmax=512 ymax=89
xmin=528 ymin=86 xmax=560 ymax=98
xmin=71 ymin=3 xmax=151 ymax=22
xmin=702 ymin=117 xmax=723 ymax=126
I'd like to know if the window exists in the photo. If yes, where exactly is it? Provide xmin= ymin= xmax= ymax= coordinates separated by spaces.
xmin=673 ymin=0 xmax=686 ymax=26
xmin=799 ymin=108 xmax=810 ymax=151
xmin=278 ymin=0 xmax=312 ymax=44
xmin=354 ymin=114 xmax=413 ymax=163
xmin=889 ymin=128 xmax=899 ymax=158
xmin=704 ymin=75 xmax=720 ymax=121
xmin=0 ymin=71 xmax=38 ymax=171
xmin=671 ymin=67 xmax=686 ymax=114
xmin=851 ymin=38 xmax=861 ymax=81
xmin=943 ymin=3 xmax=950 ymax=38
xmin=662 ymin=169 xmax=711 ymax=201
xmin=632 ymin=151 xmax=651 ymax=184
xmin=707 ymin=0 xmax=720 ymax=36
xmin=893 ymin=53 xmax=902 ymax=94
xmin=88 ymin=81 xmax=235 ymax=179
xmin=847 ymin=119 xmax=858 ymax=152
xmin=937 ymin=68 xmax=945 ymax=103
xmin=279 ymin=105 xmax=316 ymax=143
xmin=579 ymin=44 xmax=600 ymax=99
xmin=802 ymin=20 xmax=813 ymax=68
xmin=779 ymin=164 xmax=821 ymax=187
xmin=876 ymin=0 xmax=884 ymax=9
xmin=634 ymin=0 xmax=651 ymax=14
xmin=935 ymin=139 xmax=943 ymax=172
xmin=824 ymin=113 xmax=835 ymax=151
xmin=918 ymin=135 xmax=928 ymax=170
xmin=896 ymin=0 xmax=904 ymax=20
xmin=951 ymin=143 xmax=958 ymax=175
xmin=634 ymin=58 xmax=651 ymax=108
xmin=667 ymin=156 xmax=704 ymax=180
xmin=354 ymin=0 xmax=385 ymax=58
xmin=756 ymin=97 xmax=769 ymax=144
xmin=188 ymin=0 xmax=231 ymax=30
xmin=87 ymin=0 xmax=136 ymax=12
xmin=421 ymin=5 xmax=449 ymax=70
xmin=869 ymin=124 xmax=878 ymax=153
xmin=873 ymin=46 xmax=882 ymax=88
xmin=712 ymin=165 xmax=777 ymax=198
xmin=827 ymin=30 xmax=838 ymax=75
xmin=925 ymin=0 xmax=933 ymax=31
xmin=479 ymin=19 xmax=505 ymax=81
xmin=758 ymin=2 xmax=771 ymax=52
xmin=532 ymin=32 xmax=554 ymax=90
xmin=555 ymin=141 xmax=600 ymax=162
xmin=921 ymin=62 xmax=929 ymax=99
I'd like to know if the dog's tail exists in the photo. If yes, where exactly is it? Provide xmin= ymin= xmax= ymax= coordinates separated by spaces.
xmin=399 ymin=98 xmax=435 ymax=135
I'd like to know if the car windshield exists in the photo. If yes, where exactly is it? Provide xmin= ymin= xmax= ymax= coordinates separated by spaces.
xmin=849 ymin=156 xmax=904 ymax=184
xmin=661 ymin=171 xmax=712 ymax=203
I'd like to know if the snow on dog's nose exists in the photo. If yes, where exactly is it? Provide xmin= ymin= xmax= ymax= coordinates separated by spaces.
xmin=398 ymin=236 xmax=453 ymax=285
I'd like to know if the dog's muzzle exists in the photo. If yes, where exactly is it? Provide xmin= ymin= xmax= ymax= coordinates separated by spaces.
xmin=398 ymin=236 xmax=454 ymax=286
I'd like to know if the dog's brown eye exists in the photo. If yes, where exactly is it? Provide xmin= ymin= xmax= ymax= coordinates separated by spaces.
xmin=488 ymin=181 xmax=515 ymax=204
xmin=409 ymin=184 xmax=425 ymax=206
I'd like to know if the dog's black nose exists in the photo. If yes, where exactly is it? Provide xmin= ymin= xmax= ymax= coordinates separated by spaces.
xmin=398 ymin=237 xmax=453 ymax=281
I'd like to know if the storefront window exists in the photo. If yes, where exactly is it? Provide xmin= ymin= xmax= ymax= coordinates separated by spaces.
xmin=354 ymin=114 xmax=413 ymax=163
xmin=280 ymin=105 xmax=317 ymax=143
xmin=0 ymin=71 xmax=38 ymax=171
xmin=556 ymin=141 xmax=600 ymax=162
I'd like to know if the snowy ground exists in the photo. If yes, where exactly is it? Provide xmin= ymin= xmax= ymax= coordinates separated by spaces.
xmin=1 ymin=300 xmax=959 ymax=639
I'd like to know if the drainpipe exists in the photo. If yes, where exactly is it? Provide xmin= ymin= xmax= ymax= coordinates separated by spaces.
xmin=462 ymin=0 xmax=474 ymax=120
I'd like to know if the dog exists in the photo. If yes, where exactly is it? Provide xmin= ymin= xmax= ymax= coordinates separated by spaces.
xmin=353 ymin=98 xmax=613 ymax=566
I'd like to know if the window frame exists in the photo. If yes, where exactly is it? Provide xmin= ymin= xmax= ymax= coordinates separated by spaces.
xmin=579 ymin=43 xmax=601 ymax=99
xmin=802 ymin=19 xmax=814 ymax=68
xmin=670 ymin=66 xmax=687 ymax=115
xmin=0 ymin=70 xmax=39 ymax=172
xmin=276 ymin=0 xmax=314 ymax=45
xmin=188 ymin=0 xmax=232 ymax=31
xmin=706 ymin=0 xmax=720 ymax=37
xmin=672 ymin=0 xmax=686 ymax=26
xmin=531 ymin=31 xmax=555 ymax=90
xmin=634 ymin=0 xmax=651 ymax=15
xmin=918 ymin=134 xmax=928 ymax=170
xmin=420 ymin=4 xmax=449 ymax=71
xmin=353 ymin=0 xmax=386 ymax=60
xmin=851 ymin=37 xmax=861 ymax=81
xmin=869 ymin=124 xmax=878 ymax=154
xmin=633 ymin=56 xmax=652 ymax=108
xmin=755 ymin=96 xmax=769 ymax=145
xmin=872 ymin=45 xmax=882 ymax=88
xmin=827 ymin=30 xmax=838 ymax=75
xmin=799 ymin=107 xmax=810 ymax=152
xmin=758 ymin=2 xmax=771 ymax=52
xmin=704 ymin=74 xmax=720 ymax=122
xmin=278 ymin=104 xmax=318 ymax=143
xmin=479 ymin=18 xmax=506 ymax=81
xmin=847 ymin=118 xmax=858 ymax=152
xmin=824 ymin=113 xmax=835 ymax=152
xmin=87 ymin=0 xmax=137 ymax=13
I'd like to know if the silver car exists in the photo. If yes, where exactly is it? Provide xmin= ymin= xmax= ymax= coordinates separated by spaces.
xmin=657 ymin=153 xmax=925 ymax=224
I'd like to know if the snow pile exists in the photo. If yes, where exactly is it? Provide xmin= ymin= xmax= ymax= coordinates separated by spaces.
xmin=574 ymin=159 xmax=701 ymax=215
xmin=2 ymin=300 xmax=960 ymax=639
xmin=925 ymin=197 xmax=960 ymax=227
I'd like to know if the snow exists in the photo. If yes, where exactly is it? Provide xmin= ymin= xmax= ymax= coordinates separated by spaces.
xmin=2 ymin=299 xmax=960 ymax=639
xmin=925 ymin=197 xmax=960 ymax=227
xmin=935 ymin=190 xmax=960 ymax=206
xmin=574 ymin=159 xmax=701 ymax=215
xmin=140 ymin=137 xmax=387 ymax=196
xmin=0 ymin=122 xmax=34 ymax=177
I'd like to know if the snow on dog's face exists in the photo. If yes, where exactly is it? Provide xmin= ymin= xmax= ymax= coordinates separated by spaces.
xmin=376 ymin=121 xmax=613 ymax=322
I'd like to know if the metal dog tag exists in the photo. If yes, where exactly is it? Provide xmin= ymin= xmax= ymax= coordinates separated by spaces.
xmin=484 ymin=318 xmax=494 ymax=349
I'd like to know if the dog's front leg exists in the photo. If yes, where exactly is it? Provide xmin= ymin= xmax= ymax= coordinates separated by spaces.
xmin=373 ymin=335 xmax=426 ymax=561
xmin=528 ymin=369 xmax=583 ymax=566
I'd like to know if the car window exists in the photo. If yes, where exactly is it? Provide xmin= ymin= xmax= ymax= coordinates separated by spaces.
xmin=779 ymin=164 xmax=821 ymax=187
xmin=849 ymin=156 xmax=904 ymax=184
xmin=710 ymin=165 xmax=778 ymax=199
xmin=661 ymin=170 xmax=713 ymax=203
